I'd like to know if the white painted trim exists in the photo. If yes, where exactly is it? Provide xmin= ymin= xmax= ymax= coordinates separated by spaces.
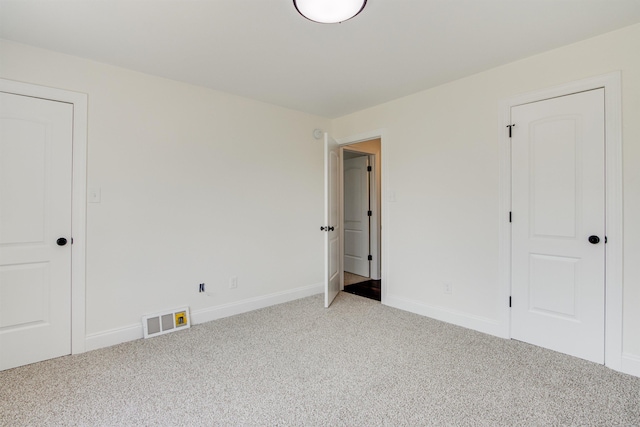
xmin=0 ymin=78 xmax=88 ymax=355
xmin=85 ymin=283 xmax=324 ymax=351
xmin=337 ymin=129 xmax=387 ymax=303
xmin=498 ymin=72 xmax=625 ymax=372
xmin=85 ymin=324 xmax=142 ymax=352
xmin=340 ymin=149 xmax=381 ymax=281
xmin=621 ymin=353 xmax=640 ymax=378
xmin=339 ymin=147 xmax=345 ymax=291
xmin=336 ymin=129 xmax=386 ymax=146
xmin=367 ymin=153 xmax=381 ymax=280
xmin=385 ymin=294 xmax=504 ymax=337
xmin=191 ymin=283 xmax=323 ymax=325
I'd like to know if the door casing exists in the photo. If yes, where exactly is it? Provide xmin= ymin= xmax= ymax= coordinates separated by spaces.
xmin=498 ymin=72 xmax=623 ymax=370
xmin=343 ymin=151 xmax=371 ymax=278
xmin=337 ymin=130 xmax=386 ymax=302
xmin=0 ymin=78 xmax=88 ymax=355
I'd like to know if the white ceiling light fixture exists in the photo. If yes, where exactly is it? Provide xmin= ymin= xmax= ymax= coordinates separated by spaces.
xmin=293 ymin=0 xmax=367 ymax=24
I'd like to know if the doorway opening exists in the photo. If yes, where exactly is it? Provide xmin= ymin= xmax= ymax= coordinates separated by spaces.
xmin=340 ymin=138 xmax=381 ymax=301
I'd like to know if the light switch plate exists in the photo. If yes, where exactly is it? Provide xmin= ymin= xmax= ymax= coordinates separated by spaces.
xmin=88 ymin=187 xmax=101 ymax=203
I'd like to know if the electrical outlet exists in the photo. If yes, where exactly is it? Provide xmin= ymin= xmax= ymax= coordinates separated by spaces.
xmin=229 ymin=276 xmax=238 ymax=289
xmin=443 ymin=282 xmax=453 ymax=294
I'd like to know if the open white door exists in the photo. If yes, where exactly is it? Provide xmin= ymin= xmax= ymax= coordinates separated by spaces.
xmin=324 ymin=133 xmax=340 ymax=307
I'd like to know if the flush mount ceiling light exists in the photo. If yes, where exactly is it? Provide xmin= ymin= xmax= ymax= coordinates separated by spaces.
xmin=293 ymin=0 xmax=367 ymax=24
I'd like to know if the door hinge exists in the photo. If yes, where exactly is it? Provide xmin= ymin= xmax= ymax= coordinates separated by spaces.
xmin=367 ymin=255 xmax=373 ymax=261
xmin=509 ymin=212 xmax=512 ymax=223
xmin=605 ymin=236 xmax=608 ymax=244
xmin=507 ymin=124 xmax=515 ymax=138
xmin=367 ymin=166 xmax=372 ymax=172
xmin=368 ymin=210 xmax=372 ymax=217
xmin=509 ymin=296 xmax=512 ymax=308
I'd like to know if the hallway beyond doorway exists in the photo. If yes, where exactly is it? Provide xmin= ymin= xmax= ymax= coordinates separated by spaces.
xmin=344 ymin=272 xmax=381 ymax=301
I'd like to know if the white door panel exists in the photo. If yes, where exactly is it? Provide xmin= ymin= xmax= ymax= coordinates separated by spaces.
xmin=511 ymin=89 xmax=605 ymax=363
xmin=528 ymin=254 xmax=579 ymax=319
xmin=343 ymin=156 xmax=369 ymax=277
xmin=0 ymin=92 xmax=73 ymax=370
xmin=324 ymin=134 xmax=340 ymax=307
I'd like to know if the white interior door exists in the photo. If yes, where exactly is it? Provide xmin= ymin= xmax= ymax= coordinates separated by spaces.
xmin=343 ymin=155 xmax=370 ymax=277
xmin=0 ymin=92 xmax=73 ymax=370
xmin=511 ymin=88 xmax=605 ymax=363
xmin=324 ymin=133 xmax=340 ymax=307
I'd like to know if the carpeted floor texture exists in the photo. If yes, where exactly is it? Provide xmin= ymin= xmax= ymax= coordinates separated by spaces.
xmin=1 ymin=292 xmax=639 ymax=426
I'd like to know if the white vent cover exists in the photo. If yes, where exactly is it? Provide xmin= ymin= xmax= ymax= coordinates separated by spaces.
xmin=142 ymin=307 xmax=190 ymax=338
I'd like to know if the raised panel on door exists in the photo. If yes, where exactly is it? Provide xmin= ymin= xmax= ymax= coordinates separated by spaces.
xmin=511 ymin=89 xmax=605 ymax=364
xmin=0 ymin=263 xmax=51 ymax=328
xmin=528 ymin=254 xmax=579 ymax=320
xmin=530 ymin=116 xmax=579 ymax=239
xmin=0 ymin=92 xmax=73 ymax=370
xmin=0 ymin=117 xmax=47 ymax=245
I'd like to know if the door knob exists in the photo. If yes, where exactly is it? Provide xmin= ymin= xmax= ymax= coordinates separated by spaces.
xmin=588 ymin=235 xmax=600 ymax=244
xmin=56 ymin=237 xmax=68 ymax=246
xmin=328 ymin=226 xmax=334 ymax=231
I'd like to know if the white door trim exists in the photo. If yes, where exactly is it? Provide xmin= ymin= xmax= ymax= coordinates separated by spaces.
xmin=337 ymin=129 xmax=387 ymax=303
xmin=1 ymin=78 xmax=88 ymax=355
xmin=498 ymin=72 xmax=623 ymax=371
xmin=341 ymin=149 xmax=381 ymax=281
xmin=367 ymin=153 xmax=380 ymax=280
xmin=342 ymin=151 xmax=371 ymax=277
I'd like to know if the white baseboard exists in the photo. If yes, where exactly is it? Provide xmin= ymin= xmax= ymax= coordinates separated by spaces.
xmin=385 ymin=295 xmax=639 ymax=378
xmin=385 ymin=294 xmax=506 ymax=338
xmin=84 ymin=282 xmax=323 ymax=352
xmin=191 ymin=282 xmax=323 ymax=325
xmin=621 ymin=352 xmax=640 ymax=378
xmin=85 ymin=323 xmax=143 ymax=352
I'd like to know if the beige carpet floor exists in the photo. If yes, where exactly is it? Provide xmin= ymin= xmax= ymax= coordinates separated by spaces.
xmin=1 ymin=292 xmax=639 ymax=426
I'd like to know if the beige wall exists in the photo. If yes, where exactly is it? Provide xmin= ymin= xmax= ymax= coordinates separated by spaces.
xmin=1 ymin=40 xmax=330 ymax=346
xmin=332 ymin=23 xmax=640 ymax=375
xmin=2 ymin=22 xmax=639 ymax=376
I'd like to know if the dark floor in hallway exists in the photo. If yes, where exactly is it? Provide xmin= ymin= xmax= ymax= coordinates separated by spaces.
xmin=343 ymin=279 xmax=381 ymax=301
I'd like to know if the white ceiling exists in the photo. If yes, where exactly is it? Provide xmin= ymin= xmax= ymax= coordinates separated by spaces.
xmin=2 ymin=0 xmax=640 ymax=118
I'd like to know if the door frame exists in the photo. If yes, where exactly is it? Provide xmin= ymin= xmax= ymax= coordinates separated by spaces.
xmin=1 ymin=78 xmax=88 ymax=354
xmin=342 ymin=150 xmax=380 ymax=280
xmin=337 ymin=129 xmax=386 ymax=303
xmin=498 ymin=72 xmax=622 ymax=370
xmin=365 ymin=153 xmax=380 ymax=281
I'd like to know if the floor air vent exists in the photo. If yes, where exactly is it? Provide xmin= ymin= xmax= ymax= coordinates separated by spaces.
xmin=142 ymin=307 xmax=190 ymax=338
